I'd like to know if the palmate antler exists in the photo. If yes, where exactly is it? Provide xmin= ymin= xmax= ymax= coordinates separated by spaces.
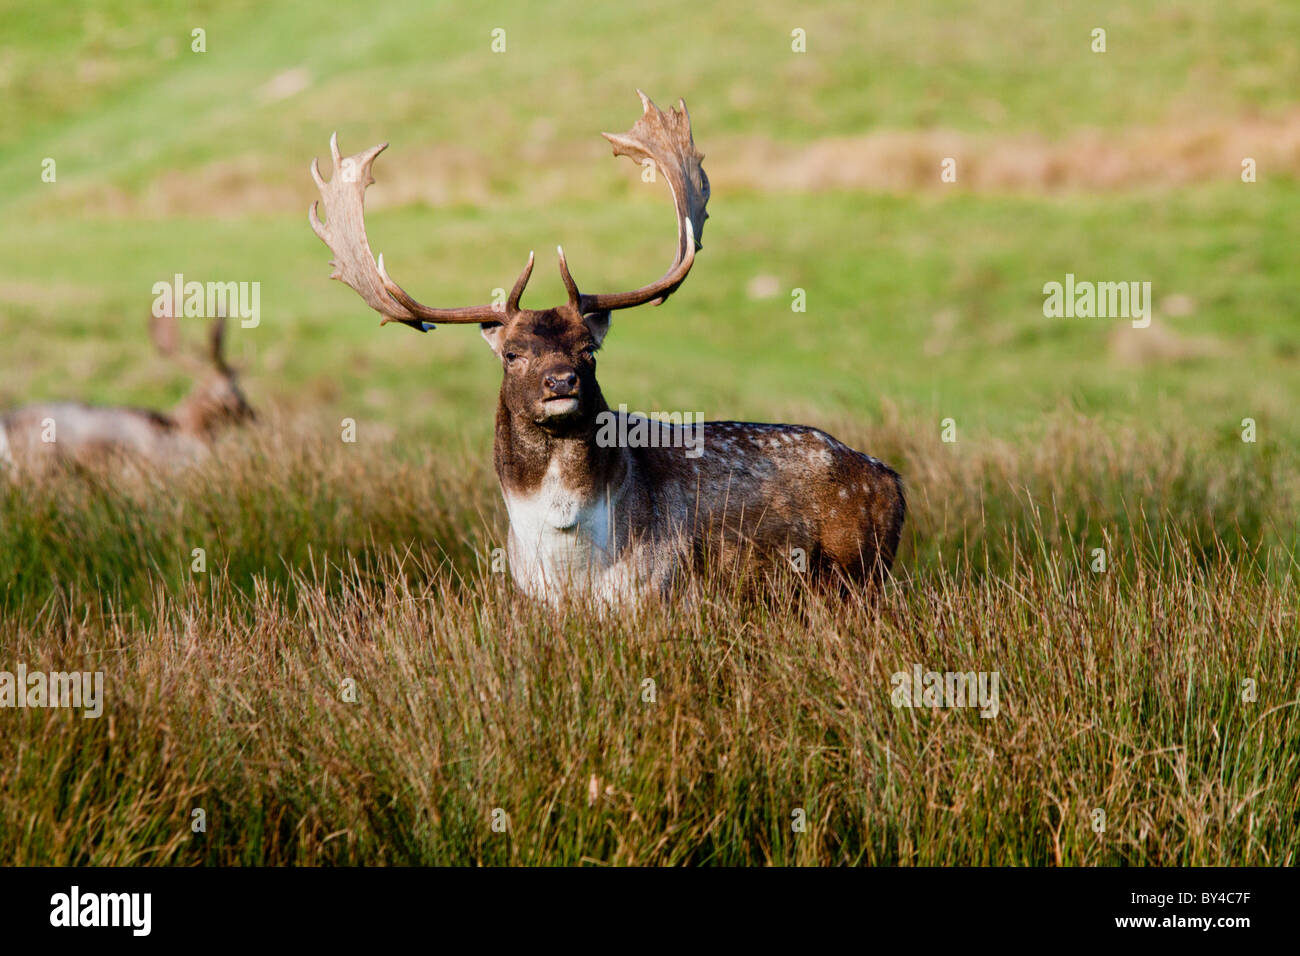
xmin=309 ymin=91 xmax=709 ymax=326
xmin=309 ymin=133 xmax=525 ymax=330
xmin=560 ymin=90 xmax=710 ymax=312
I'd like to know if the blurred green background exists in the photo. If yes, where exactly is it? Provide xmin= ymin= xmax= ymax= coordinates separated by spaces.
xmin=1 ymin=0 xmax=1296 ymax=451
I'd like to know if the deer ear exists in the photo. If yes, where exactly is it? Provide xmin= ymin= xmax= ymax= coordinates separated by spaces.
xmin=583 ymin=310 xmax=611 ymax=347
xmin=149 ymin=309 xmax=179 ymax=356
xmin=480 ymin=321 xmax=506 ymax=357
xmin=209 ymin=314 xmax=230 ymax=373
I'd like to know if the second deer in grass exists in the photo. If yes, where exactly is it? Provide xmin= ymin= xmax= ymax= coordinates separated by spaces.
xmin=0 ymin=312 xmax=254 ymax=473
xmin=309 ymin=91 xmax=904 ymax=606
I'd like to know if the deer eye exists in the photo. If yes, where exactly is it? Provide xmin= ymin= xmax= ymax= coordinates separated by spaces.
xmin=504 ymin=351 xmax=521 ymax=364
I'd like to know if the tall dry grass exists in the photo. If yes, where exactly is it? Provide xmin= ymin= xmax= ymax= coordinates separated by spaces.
xmin=0 ymin=411 xmax=1296 ymax=864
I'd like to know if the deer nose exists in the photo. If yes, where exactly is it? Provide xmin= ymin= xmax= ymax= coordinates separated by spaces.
xmin=544 ymin=370 xmax=578 ymax=394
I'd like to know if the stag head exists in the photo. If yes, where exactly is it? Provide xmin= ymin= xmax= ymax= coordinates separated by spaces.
xmin=309 ymin=91 xmax=709 ymax=435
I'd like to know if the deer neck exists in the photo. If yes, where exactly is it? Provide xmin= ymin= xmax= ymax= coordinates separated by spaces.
xmin=493 ymin=390 xmax=626 ymax=506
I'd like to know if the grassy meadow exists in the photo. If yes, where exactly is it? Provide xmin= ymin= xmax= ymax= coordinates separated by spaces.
xmin=0 ymin=0 xmax=1297 ymax=865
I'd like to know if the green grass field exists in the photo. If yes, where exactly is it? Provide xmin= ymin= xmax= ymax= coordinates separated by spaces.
xmin=0 ymin=0 xmax=1297 ymax=865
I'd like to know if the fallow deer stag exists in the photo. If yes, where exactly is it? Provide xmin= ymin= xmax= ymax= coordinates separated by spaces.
xmin=0 ymin=312 xmax=254 ymax=473
xmin=309 ymin=91 xmax=904 ymax=606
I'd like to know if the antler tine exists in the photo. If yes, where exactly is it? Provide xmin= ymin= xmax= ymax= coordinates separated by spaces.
xmin=556 ymin=246 xmax=581 ymax=309
xmin=570 ymin=91 xmax=710 ymax=314
xmin=308 ymin=132 xmax=505 ymax=330
xmin=505 ymin=251 xmax=535 ymax=314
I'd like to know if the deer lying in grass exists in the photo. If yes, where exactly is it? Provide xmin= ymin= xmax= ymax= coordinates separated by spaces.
xmin=0 ymin=312 xmax=254 ymax=473
xmin=309 ymin=91 xmax=904 ymax=606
